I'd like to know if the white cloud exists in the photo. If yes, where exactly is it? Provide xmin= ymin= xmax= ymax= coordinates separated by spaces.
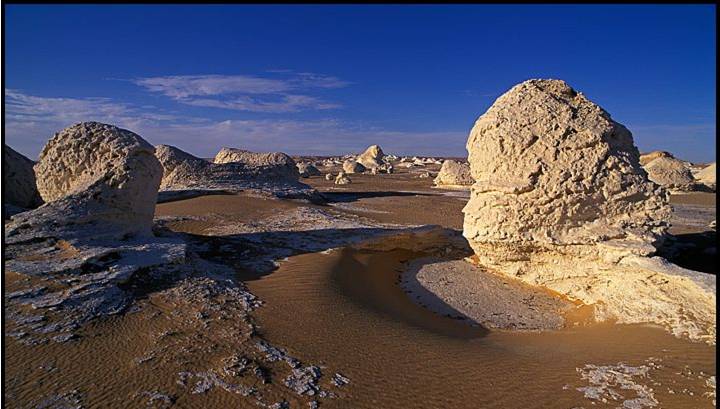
xmin=183 ymin=94 xmax=340 ymax=113
xmin=131 ymin=72 xmax=349 ymax=113
xmin=133 ymin=75 xmax=290 ymax=98
xmin=3 ymin=90 xmax=467 ymax=160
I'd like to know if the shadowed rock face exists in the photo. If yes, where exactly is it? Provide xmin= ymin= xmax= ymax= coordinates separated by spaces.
xmin=433 ymin=160 xmax=473 ymax=188
xmin=33 ymin=122 xmax=163 ymax=235
xmin=342 ymin=160 xmax=365 ymax=174
xmin=643 ymin=156 xmax=696 ymax=191
xmin=3 ymin=145 xmax=43 ymax=209
xmin=462 ymin=80 xmax=715 ymax=343
xmin=297 ymin=162 xmax=321 ymax=178
xmin=213 ymin=147 xmax=300 ymax=181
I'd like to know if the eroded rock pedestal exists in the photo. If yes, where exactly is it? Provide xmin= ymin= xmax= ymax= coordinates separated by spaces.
xmin=5 ymin=122 xmax=186 ymax=339
xmin=462 ymin=79 xmax=715 ymax=342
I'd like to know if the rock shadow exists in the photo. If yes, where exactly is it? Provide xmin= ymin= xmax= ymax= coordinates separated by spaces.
xmin=657 ymin=230 xmax=717 ymax=274
xmin=322 ymin=191 xmax=438 ymax=203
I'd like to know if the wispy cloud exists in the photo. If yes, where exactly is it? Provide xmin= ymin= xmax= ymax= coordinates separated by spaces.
xmin=4 ymin=89 xmax=205 ymax=158
xmin=131 ymin=71 xmax=349 ymax=113
xmin=5 ymin=89 xmax=184 ymax=124
xmin=4 ymin=90 xmax=467 ymax=160
xmin=183 ymin=94 xmax=340 ymax=113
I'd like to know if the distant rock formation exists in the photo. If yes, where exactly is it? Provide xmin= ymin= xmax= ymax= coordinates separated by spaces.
xmin=643 ymin=156 xmax=696 ymax=191
xmin=433 ymin=160 xmax=473 ymax=188
xmin=155 ymin=145 xmax=322 ymax=203
xmin=639 ymin=150 xmax=674 ymax=166
xmin=334 ymin=171 xmax=352 ymax=185
xmin=463 ymin=79 xmax=714 ymax=342
xmin=695 ymin=162 xmax=716 ymax=190
xmin=297 ymin=162 xmax=321 ymax=178
xmin=342 ymin=160 xmax=365 ymax=174
xmin=214 ymin=147 xmax=299 ymax=181
xmin=3 ymin=145 xmax=43 ymax=211
xmin=356 ymin=145 xmax=385 ymax=169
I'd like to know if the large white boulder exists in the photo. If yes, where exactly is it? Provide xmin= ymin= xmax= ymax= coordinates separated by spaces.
xmin=462 ymin=79 xmax=714 ymax=342
xmin=33 ymin=122 xmax=162 ymax=234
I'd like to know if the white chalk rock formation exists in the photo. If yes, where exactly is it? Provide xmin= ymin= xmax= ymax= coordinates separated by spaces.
xmin=155 ymin=145 xmax=322 ymax=203
xmin=4 ymin=123 xmax=185 ymax=339
xmin=643 ymin=156 xmax=696 ymax=191
xmin=463 ymin=79 xmax=714 ymax=342
xmin=343 ymin=160 xmax=366 ymax=174
xmin=695 ymin=162 xmax=716 ymax=190
xmin=214 ymin=147 xmax=300 ymax=180
xmin=33 ymin=122 xmax=162 ymax=234
xmin=297 ymin=162 xmax=321 ymax=178
xmin=639 ymin=150 xmax=674 ymax=166
xmin=433 ymin=160 xmax=473 ymax=188
xmin=3 ymin=145 xmax=43 ymax=210
xmin=356 ymin=145 xmax=385 ymax=169
xmin=335 ymin=171 xmax=352 ymax=185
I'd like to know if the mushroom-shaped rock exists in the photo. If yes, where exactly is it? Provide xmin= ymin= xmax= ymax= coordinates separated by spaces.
xmin=643 ymin=156 xmax=696 ymax=191
xmin=214 ymin=147 xmax=299 ymax=181
xmin=433 ymin=160 xmax=473 ymax=188
xmin=356 ymin=145 xmax=385 ymax=169
xmin=639 ymin=150 xmax=674 ymax=166
xmin=695 ymin=162 xmax=716 ymax=189
xmin=297 ymin=162 xmax=321 ymax=178
xmin=33 ymin=122 xmax=162 ymax=234
xmin=343 ymin=160 xmax=366 ymax=174
xmin=462 ymin=80 xmax=715 ymax=342
xmin=4 ymin=123 xmax=186 ymax=336
xmin=3 ymin=145 xmax=43 ymax=209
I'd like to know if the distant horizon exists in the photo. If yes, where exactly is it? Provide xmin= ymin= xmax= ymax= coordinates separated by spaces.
xmin=4 ymin=5 xmax=716 ymax=163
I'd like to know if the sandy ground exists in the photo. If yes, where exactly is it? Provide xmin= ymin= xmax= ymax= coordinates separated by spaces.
xmin=4 ymin=162 xmax=716 ymax=408
xmin=400 ymin=257 xmax=594 ymax=330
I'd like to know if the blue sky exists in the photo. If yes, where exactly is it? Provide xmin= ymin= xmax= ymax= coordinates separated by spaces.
xmin=4 ymin=5 xmax=716 ymax=162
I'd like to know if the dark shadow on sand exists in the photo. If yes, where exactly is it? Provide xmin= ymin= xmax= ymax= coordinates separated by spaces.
xmin=170 ymin=224 xmax=486 ymax=337
xmin=322 ymin=191 xmax=438 ymax=203
xmin=657 ymin=230 xmax=717 ymax=274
